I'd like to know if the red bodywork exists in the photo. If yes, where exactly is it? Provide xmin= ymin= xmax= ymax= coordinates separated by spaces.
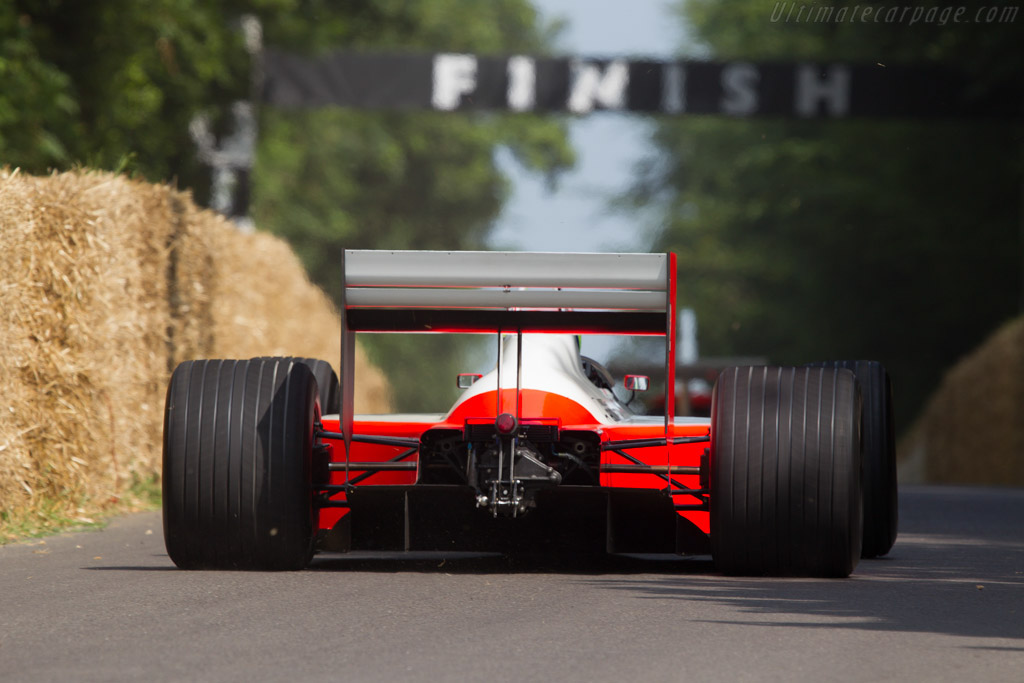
xmin=316 ymin=393 xmax=710 ymax=538
xmin=322 ymin=250 xmax=706 ymax=555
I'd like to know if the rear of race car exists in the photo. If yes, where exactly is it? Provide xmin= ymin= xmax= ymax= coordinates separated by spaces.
xmin=161 ymin=249 xmax=895 ymax=577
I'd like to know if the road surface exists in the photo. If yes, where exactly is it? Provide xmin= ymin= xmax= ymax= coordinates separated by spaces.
xmin=1 ymin=485 xmax=1022 ymax=682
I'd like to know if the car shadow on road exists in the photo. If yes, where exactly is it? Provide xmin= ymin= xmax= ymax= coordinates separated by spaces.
xmin=580 ymin=534 xmax=1024 ymax=642
xmin=81 ymin=551 xmax=715 ymax=575
xmin=309 ymin=551 xmax=716 ymax=575
xmin=84 ymin=565 xmax=180 ymax=571
xmin=572 ymin=487 xmax=1024 ymax=642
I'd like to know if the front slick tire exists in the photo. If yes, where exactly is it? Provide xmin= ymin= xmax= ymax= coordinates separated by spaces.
xmin=163 ymin=358 xmax=318 ymax=570
xmin=711 ymin=366 xmax=863 ymax=578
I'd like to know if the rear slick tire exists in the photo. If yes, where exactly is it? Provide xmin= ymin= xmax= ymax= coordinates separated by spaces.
xmin=710 ymin=366 xmax=863 ymax=577
xmin=256 ymin=356 xmax=339 ymax=415
xmin=808 ymin=360 xmax=897 ymax=558
xmin=162 ymin=358 xmax=318 ymax=570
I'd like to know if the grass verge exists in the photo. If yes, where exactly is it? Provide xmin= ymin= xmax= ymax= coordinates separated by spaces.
xmin=0 ymin=474 xmax=161 ymax=545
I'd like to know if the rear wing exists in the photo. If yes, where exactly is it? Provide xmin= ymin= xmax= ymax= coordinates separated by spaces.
xmin=343 ymin=250 xmax=672 ymax=333
xmin=337 ymin=250 xmax=678 ymax=451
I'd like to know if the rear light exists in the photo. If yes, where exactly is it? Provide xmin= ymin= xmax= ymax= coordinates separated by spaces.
xmin=495 ymin=412 xmax=517 ymax=435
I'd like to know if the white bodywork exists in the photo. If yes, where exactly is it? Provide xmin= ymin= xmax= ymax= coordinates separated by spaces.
xmin=341 ymin=334 xmax=709 ymax=426
xmin=447 ymin=334 xmax=633 ymax=424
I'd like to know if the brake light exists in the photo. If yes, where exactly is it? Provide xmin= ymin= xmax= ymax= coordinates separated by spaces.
xmin=495 ymin=412 xmax=517 ymax=435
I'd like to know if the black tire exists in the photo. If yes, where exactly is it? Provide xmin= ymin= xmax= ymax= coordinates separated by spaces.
xmin=255 ymin=356 xmax=339 ymax=414
xmin=163 ymin=358 xmax=318 ymax=570
xmin=808 ymin=360 xmax=897 ymax=558
xmin=710 ymin=366 xmax=863 ymax=577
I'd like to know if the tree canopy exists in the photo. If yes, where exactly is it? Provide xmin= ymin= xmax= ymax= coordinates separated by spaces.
xmin=630 ymin=0 xmax=1023 ymax=428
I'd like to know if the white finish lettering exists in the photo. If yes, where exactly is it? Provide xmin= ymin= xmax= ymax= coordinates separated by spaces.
xmin=507 ymin=56 xmax=536 ymax=111
xmin=720 ymin=63 xmax=760 ymax=116
xmin=662 ymin=63 xmax=685 ymax=113
xmin=568 ymin=59 xmax=629 ymax=114
xmin=796 ymin=64 xmax=851 ymax=117
xmin=432 ymin=53 xmax=478 ymax=110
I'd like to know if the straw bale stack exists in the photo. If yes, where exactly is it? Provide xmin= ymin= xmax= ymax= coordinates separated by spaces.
xmin=899 ymin=316 xmax=1024 ymax=485
xmin=0 ymin=168 xmax=389 ymax=530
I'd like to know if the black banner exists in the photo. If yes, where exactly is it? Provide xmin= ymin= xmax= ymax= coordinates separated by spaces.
xmin=262 ymin=50 xmax=1022 ymax=119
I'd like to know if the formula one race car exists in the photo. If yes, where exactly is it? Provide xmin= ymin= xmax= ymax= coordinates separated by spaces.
xmin=162 ymin=251 xmax=897 ymax=576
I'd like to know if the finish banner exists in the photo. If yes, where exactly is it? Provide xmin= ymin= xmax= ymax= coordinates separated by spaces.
xmin=262 ymin=50 xmax=1022 ymax=118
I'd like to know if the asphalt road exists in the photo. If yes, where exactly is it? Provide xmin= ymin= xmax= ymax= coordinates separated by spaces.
xmin=1 ymin=485 xmax=1022 ymax=682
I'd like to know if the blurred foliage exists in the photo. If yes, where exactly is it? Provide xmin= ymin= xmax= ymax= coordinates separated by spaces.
xmin=1 ymin=0 xmax=573 ymax=412
xmin=629 ymin=0 xmax=1024 ymax=428
xmin=0 ymin=0 xmax=255 ymax=190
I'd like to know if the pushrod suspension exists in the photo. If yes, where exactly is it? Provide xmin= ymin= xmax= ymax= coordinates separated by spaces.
xmin=601 ymin=434 xmax=709 ymax=451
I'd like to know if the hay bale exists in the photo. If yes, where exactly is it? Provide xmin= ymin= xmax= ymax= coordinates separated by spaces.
xmin=0 ymin=168 xmax=389 ymax=530
xmin=0 ymin=169 xmax=169 ymax=519
xmin=899 ymin=316 xmax=1024 ymax=485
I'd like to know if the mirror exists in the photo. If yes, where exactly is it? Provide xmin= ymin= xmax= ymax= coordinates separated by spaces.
xmin=623 ymin=374 xmax=649 ymax=392
xmin=457 ymin=373 xmax=483 ymax=389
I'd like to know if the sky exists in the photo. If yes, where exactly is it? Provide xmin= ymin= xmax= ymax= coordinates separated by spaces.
xmin=488 ymin=0 xmax=684 ymax=254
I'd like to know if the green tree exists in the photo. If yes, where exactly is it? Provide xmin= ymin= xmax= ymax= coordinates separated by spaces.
xmin=630 ymin=0 xmax=1023 ymax=427
xmin=0 ymin=0 xmax=258 ymax=192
